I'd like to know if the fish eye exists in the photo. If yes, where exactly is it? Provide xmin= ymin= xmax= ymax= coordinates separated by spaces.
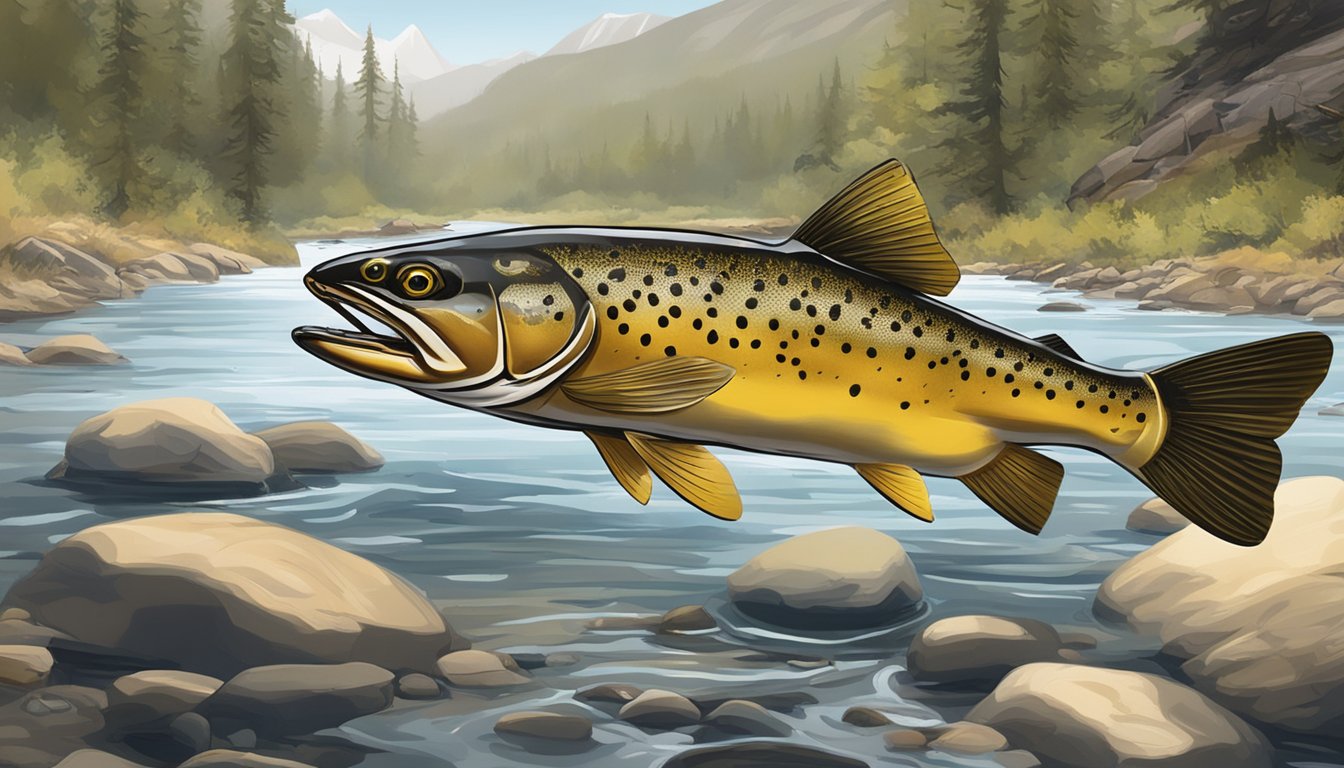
xmin=360 ymin=258 xmax=389 ymax=282
xmin=398 ymin=265 xmax=441 ymax=298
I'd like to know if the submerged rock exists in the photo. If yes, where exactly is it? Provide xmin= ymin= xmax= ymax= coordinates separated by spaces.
xmin=727 ymin=526 xmax=922 ymax=629
xmin=1095 ymin=476 xmax=1344 ymax=734
xmin=494 ymin=711 xmax=594 ymax=743
xmin=968 ymin=663 xmax=1270 ymax=768
xmin=105 ymin=670 xmax=223 ymax=732
xmin=884 ymin=728 xmax=927 ymax=750
xmin=618 ymin=689 xmax=701 ymax=729
xmin=927 ymin=721 xmax=1008 ymax=754
xmin=1124 ymin=497 xmax=1191 ymax=534
xmin=575 ymin=682 xmax=642 ymax=707
xmin=252 ymin=421 xmax=384 ymax=474
xmin=664 ymin=743 xmax=868 ymax=768
xmin=0 ymin=512 xmax=464 ymax=677
xmin=199 ymin=662 xmax=394 ymax=737
xmin=1037 ymin=301 xmax=1088 ymax=312
xmin=657 ymin=604 xmax=716 ymax=633
xmin=394 ymin=672 xmax=441 ymax=700
xmin=436 ymin=650 xmax=530 ymax=688
xmin=702 ymin=699 xmax=792 ymax=737
xmin=47 ymin=398 xmax=275 ymax=488
xmin=24 ymin=334 xmax=128 ymax=366
xmin=906 ymin=615 xmax=1066 ymax=685
xmin=842 ymin=706 xmax=892 ymax=727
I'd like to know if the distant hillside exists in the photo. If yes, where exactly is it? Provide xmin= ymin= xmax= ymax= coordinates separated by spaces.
xmin=546 ymin=12 xmax=670 ymax=56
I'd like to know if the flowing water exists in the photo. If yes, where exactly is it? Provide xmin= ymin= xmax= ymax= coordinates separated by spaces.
xmin=2 ymin=226 xmax=1342 ymax=767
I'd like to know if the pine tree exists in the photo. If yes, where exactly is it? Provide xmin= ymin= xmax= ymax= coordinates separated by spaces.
xmin=161 ymin=0 xmax=202 ymax=155
xmin=942 ymin=0 xmax=1017 ymax=214
xmin=88 ymin=0 xmax=148 ymax=218
xmin=405 ymin=97 xmax=420 ymax=163
xmin=221 ymin=0 xmax=285 ymax=225
xmin=353 ymin=25 xmax=383 ymax=180
xmin=1026 ymin=0 xmax=1080 ymax=128
xmin=386 ymin=60 xmax=407 ymax=170
xmin=328 ymin=60 xmax=351 ymax=170
xmin=815 ymin=58 xmax=845 ymax=167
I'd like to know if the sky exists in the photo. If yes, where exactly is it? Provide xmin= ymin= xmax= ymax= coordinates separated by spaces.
xmin=287 ymin=1 xmax=717 ymax=64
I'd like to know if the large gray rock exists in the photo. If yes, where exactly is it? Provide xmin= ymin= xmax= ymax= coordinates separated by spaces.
xmin=728 ymin=526 xmax=922 ymax=629
xmin=1 ymin=512 xmax=465 ymax=678
xmin=24 ymin=334 xmax=128 ymax=366
xmin=199 ymin=662 xmax=394 ymax=736
xmin=1095 ymin=476 xmax=1344 ymax=734
xmin=3 ymin=237 xmax=128 ymax=300
xmin=906 ymin=615 xmax=1065 ymax=684
xmin=47 ymin=398 xmax=275 ymax=487
xmin=968 ymin=663 xmax=1270 ymax=768
xmin=252 ymin=421 xmax=384 ymax=474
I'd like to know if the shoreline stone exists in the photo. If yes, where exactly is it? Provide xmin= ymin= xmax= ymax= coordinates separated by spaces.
xmin=907 ymin=615 xmax=1067 ymax=685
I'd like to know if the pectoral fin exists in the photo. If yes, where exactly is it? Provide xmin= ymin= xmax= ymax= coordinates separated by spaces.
xmin=855 ymin=463 xmax=934 ymax=522
xmin=959 ymin=444 xmax=1063 ymax=534
xmin=625 ymin=432 xmax=742 ymax=520
xmin=561 ymin=357 xmax=735 ymax=414
xmin=587 ymin=431 xmax=652 ymax=504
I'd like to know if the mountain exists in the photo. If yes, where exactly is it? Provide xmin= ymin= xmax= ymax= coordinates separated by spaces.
xmin=294 ymin=10 xmax=451 ymax=83
xmin=408 ymin=52 xmax=537 ymax=119
xmin=546 ymin=12 xmax=670 ymax=57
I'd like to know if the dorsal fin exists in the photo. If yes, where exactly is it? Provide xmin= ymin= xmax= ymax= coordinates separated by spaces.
xmin=1034 ymin=333 xmax=1080 ymax=358
xmin=791 ymin=159 xmax=960 ymax=296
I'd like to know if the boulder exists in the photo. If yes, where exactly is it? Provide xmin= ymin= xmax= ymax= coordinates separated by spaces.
xmin=47 ymin=398 xmax=275 ymax=487
xmin=841 ymin=706 xmax=891 ymax=727
xmin=928 ymin=721 xmax=1009 ymax=754
xmin=105 ymin=670 xmax=223 ymax=731
xmin=618 ymin=689 xmax=701 ymax=729
xmin=1125 ymin=497 xmax=1191 ymax=534
xmin=0 ymin=686 xmax=109 ymax=768
xmin=727 ymin=527 xmax=922 ymax=629
xmin=1292 ymin=285 xmax=1344 ymax=315
xmin=0 ymin=277 xmax=92 ymax=320
xmin=189 ymin=243 xmax=268 ymax=274
xmin=1 ymin=512 xmax=464 ymax=677
xmin=121 ymin=252 xmax=217 ymax=283
xmin=663 ymin=743 xmax=868 ymax=768
xmin=179 ymin=751 xmax=316 ymax=768
xmin=199 ymin=662 xmax=394 ymax=736
xmin=702 ymin=700 xmax=791 ymax=737
xmin=1309 ymin=298 xmax=1344 ymax=319
xmin=1037 ymin=301 xmax=1088 ymax=312
xmin=394 ymin=672 xmax=441 ymax=700
xmin=907 ymin=615 xmax=1065 ymax=685
xmin=0 ymin=645 xmax=53 ymax=687
xmin=252 ymin=421 xmax=384 ymax=474
xmin=435 ymin=650 xmax=530 ymax=688
xmin=574 ymin=682 xmax=642 ymax=707
xmin=657 ymin=604 xmax=716 ymax=633
xmin=494 ymin=711 xmax=593 ymax=742
xmin=4 ymin=237 xmax=127 ymax=300
xmin=0 ymin=342 xmax=34 ymax=366
xmin=1095 ymin=476 xmax=1344 ymax=734
xmin=24 ymin=334 xmax=128 ymax=366
xmin=168 ymin=711 xmax=213 ymax=754
xmin=968 ymin=663 xmax=1270 ymax=768
xmin=54 ymin=751 xmax=150 ymax=768
xmin=884 ymin=729 xmax=927 ymax=750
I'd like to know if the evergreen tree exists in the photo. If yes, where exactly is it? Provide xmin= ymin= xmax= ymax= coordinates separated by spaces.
xmin=385 ymin=60 xmax=408 ymax=172
xmin=814 ymin=58 xmax=845 ymax=167
xmin=1026 ymin=0 xmax=1080 ymax=128
xmin=942 ymin=0 xmax=1017 ymax=214
xmin=221 ymin=0 xmax=285 ymax=225
xmin=161 ymin=0 xmax=202 ymax=155
xmin=353 ymin=25 xmax=383 ymax=180
xmin=327 ymin=60 xmax=351 ymax=170
xmin=405 ymin=97 xmax=420 ymax=163
xmin=88 ymin=0 xmax=148 ymax=218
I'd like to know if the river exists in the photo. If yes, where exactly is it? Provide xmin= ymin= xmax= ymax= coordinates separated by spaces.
xmin=2 ymin=226 xmax=1342 ymax=767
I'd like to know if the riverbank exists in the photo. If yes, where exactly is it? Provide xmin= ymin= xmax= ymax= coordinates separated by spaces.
xmin=0 ymin=218 xmax=294 ymax=323
xmin=960 ymin=247 xmax=1344 ymax=319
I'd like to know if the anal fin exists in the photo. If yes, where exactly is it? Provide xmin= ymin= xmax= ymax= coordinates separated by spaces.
xmin=625 ymin=432 xmax=742 ymax=520
xmin=587 ymin=432 xmax=652 ymax=504
xmin=1034 ymin=333 xmax=1080 ymax=358
xmin=959 ymin=444 xmax=1063 ymax=534
xmin=855 ymin=463 xmax=934 ymax=522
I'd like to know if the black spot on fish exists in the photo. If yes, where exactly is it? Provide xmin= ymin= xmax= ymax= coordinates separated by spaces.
xmin=1064 ymin=381 xmax=1074 ymax=390
xmin=608 ymin=268 xmax=626 ymax=281
xmin=960 ymin=371 xmax=970 ymax=381
xmin=573 ymin=267 xmax=584 ymax=278
xmin=1137 ymin=412 xmax=1147 ymax=423
xmin=798 ymin=371 xmax=807 ymax=380
xmin=555 ymin=311 xmax=564 ymax=321
xmin=1076 ymin=400 xmax=1085 ymax=408
xmin=891 ymin=321 xmax=902 ymax=332
xmin=946 ymin=330 xmax=956 ymax=342
xmin=769 ymin=319 xmax=780 ymax=331
xmin=901 ymin=310 xmax=913 ymax=322
xmin=900 ymin=401 xmax=910 ymax=410
xmin=664 ymin=265 xmax=678 ymax=277
xmin=778 ymin=274 xmax=789 ymax=286
xmin=986 ymin=366 xmax=997 ymax=377
xmin=658 ymin=316 xmax=669 ymax=328
xmin=842 ymin=343 xmax=853 ymax=354
xmin=1124 ymin=399 xmax=1131 ymax=406
xmin=867 ymin=347 xmax=878 ymax=358
xmin=1011 ymin=389 xmax=1021 ymax=397
xmin=970 ymin=339 xmax=981 ymax=349
xmin=811 ymin=277 xmax=822 ymax=289
xmin=750 ymin=339 xmax=761 ymax=349
xmin=1109 ymin=390 xmax=1117 ymax=399
xmin=746 ymin=297 xmax=758 ymax=310
xmin=861 ymin=317 xmax=873 ymax=329
xmin=618 ymin=323 xmax=629 ymax=335
xmin=609 ymin=250 xmax=620 ymax=260
xmin=1034 ymin=381 xmax=1044 ymax=390
xmin=844 ymin=288 xmax=853 ymax=303
xmin=689 ymin=276 xmax=700 ymax=287
xmin=958 ymin=358 xmax=968 ymax=368
xmin=780 ymin=341 xmax=788 ymax=349
xmin=913 ymin=326 xmax=923 ymax=338
xmin=776 ymin=353 xmax=786 ymax=363
xmin=669 ymin=306 xmax=682 ymax=319
xmin=1089 ymin=384 xmax=1098 ymax=393
xmin=1100 ymin=405 xmax=1110 ymax=414
xmin=736 ymin=316 xmax=748 ymax=329
xmin=791 ymin=329 xmax=800 ymax=340
xmin=940 ymin=356 xmax=949 ymax=365
xmin=597 ymin=283 xmax=609 ymax=296
xmin=640 ymin=333 xmax=651 ymax=347
xmin=707 ymin=308 xmax=718 ymax=318
xmin=791 ymin=357 xmax=800 ymax=366
xmin=670 ymin=283 xmax=683 ymax=297
xmin=632 ymin=290 xmax=642 ymax=299
xmin=904 ymin=347 xmax=916 ymax=360
xmin=850 ymin=384 xmax=861 ymax=397
xmin=1014 ymin=362 xmax=1024 ymax=372
xmin=648 ymin=294 xmax=660 ymax=307
xmin=1005 ymin=374 xmax=1015 ymax=383
xmin=927 ymin=361 xmax=937 ymax=369
xmin=664 ymin=346 xmax=676 ymax=356
xmin=693 ymin=318 xmax=703 ymax=330
xmin=789 ymin=298 xmax=802 ymax=311
xmin=995 ymin=348 xmax=1005 ymax=358
xmin=707 ymin=330 xmax=719 ymax=344
xmin=810 ymin=338 xmax=820 ymax=347
xmin=1046 ymin=390 xmax=1056 ymax=400
xmin=753 ymin=279 xmax=766 ymax=292
xmin=829 ymin=304 xmax=841 ymax=321
xmin=606 ymin=306 xmax=619 ymax=320
xmin=814 ymin=325 xmax=825 ymax=335
xmin=623 ymin=299 xmax=637 ymax=312
xmin=1043 ymin=367 xmax=1054 ymax=377
xmin=806 ymin=305 xmax=818 ymax=318
xmin=730 ymin=338 xmax=740 ymax=348
xmin=694 ymin=257 xmax=707 ymax=269
xmin=703 ymin=293 xmax=713 ymax=302
xmin=642 ymin=275 xmax=654 ymax=287
xmin=711 ymin=281 xmax=724 ymax=295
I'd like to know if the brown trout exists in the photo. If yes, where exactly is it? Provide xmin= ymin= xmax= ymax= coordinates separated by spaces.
xmin=294 ymin=160 xmax=1333 ymax=545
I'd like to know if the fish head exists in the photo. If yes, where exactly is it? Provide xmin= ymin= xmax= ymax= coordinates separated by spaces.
xmin=294 ymin=244 xmax=595 ymax=404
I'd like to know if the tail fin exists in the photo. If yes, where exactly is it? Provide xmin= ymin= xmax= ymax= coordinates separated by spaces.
xmin=1132 ymin=332 xmax=1333 ymax=546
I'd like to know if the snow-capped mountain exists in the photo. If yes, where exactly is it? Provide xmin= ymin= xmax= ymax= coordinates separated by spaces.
xmin=545 ymin=12 xmax=670 ymax=57
xmin=294 ymin=10 xmax=451 ymax=83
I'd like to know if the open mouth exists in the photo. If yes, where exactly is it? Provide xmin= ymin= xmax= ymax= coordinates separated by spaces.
xmin=293 ymin=277 xmax=417 ymax=358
